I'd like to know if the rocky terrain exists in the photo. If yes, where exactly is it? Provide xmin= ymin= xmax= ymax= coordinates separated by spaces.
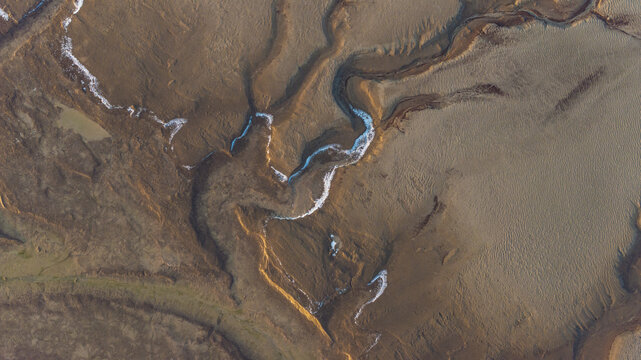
xmin=0 ymin=0 xmax=640 ymax=359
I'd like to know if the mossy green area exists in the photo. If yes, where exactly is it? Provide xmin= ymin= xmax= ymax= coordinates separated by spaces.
xmin=0 ymin=255 xmax=308 ymax=359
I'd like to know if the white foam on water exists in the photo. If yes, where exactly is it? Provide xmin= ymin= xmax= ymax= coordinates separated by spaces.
xmin=61 ymin=0 xmax=119 ymax=110
xmin=346 ymin=107 xmax=375 ymax=163
xmin=72 ymin=0 xmax=84 ymax=14
xmin=271 ymin=166 xmax=288 ymax=182
xmin=149 ymin=114 xmax=165 ymax=125
xmin=63 ymin=0 xmax=83 ymax=29
xmin=355 ymin=269 xmax=388 ymax=321
xmin=330 ymin=234 xmax=340 ymax=256
xmin=258 ymin=113 xmax=274 ymax=156
xmin=256 ymin=112 xmax=273 ymax=123
xmin=336 ymin=287 xmax=349 ymax=295
xmin=0 ymin=7 xmax=10 ymax=21
xmin=61 ymin=36 xmax=120 ymax=110
xmin=364 ymin=333 xmax=382 ymax=354
xmin=230 ymin=113 xmax=292 ymax=185
xmin=60 ymin=0 xmax=190 ymax=148
xmin=287 ymin=144 xmax=341 ymax=183
xmin=164 ymin=118 xmax=187 ymax=143
xmin=274 ymin=167 xmax=336 ymax=220
xmin=277 ymin=107 xmax=375 ymax=220
xmin=230 ymin=112 xmax=274 ymax=152
xmin=182 ymin=151 xmax=216 ymax=171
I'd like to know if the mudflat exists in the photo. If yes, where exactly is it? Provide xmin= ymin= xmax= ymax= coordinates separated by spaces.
xmin=0 ymin=0 xmax=640 ymax=359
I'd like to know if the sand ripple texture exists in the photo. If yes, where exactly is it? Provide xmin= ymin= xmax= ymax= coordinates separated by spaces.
xmin=0 ymin=0 xmax=640 ymax=359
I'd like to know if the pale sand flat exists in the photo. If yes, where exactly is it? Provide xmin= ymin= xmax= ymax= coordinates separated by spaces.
xmin=348 ymin=17 xmax=641 ymax=353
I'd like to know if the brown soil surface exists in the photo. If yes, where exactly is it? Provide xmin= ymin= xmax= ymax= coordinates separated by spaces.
xmin=0 ymin=0 xmax=640 ymax=358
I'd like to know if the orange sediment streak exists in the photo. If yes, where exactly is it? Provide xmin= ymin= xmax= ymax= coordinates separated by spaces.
xmin=235 ymin=209 xmax=331 ymax=341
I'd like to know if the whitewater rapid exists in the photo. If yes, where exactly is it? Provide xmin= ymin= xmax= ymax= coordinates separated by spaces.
xmin=353 ymin=270 xmax=389 ymax=353
xmin=355 ymin=269 xmax=388 ymax=321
